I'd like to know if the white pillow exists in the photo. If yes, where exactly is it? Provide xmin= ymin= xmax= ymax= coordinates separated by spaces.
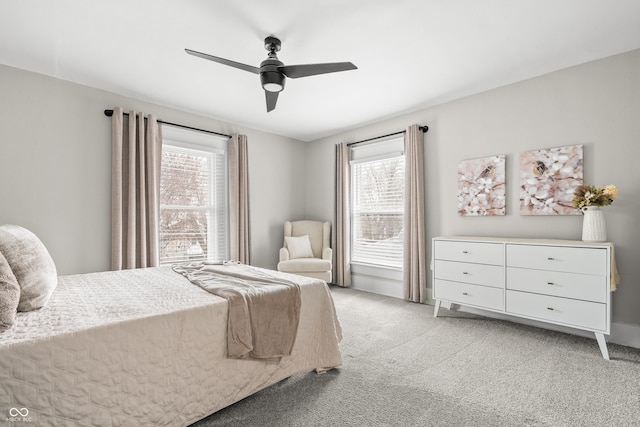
xmin=0 ymin=250 xmax=20 ymax=332
xmin=285 ymin=235 xmax=315 ymax=259
xmin=0 ymin=225 xmax=58 ymax=312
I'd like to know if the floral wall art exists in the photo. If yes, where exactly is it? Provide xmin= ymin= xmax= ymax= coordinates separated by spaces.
xmin=457 ymin=155 xmax=506 ymax=216
xmin=519 ymin=144 xmax=583 ymax=215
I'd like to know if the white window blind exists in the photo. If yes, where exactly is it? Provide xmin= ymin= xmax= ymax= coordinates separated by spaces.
xmin=351 ymin=138 xmax=405 ymax=268
xmin=159 ymin=127 xmax=228 ymax=264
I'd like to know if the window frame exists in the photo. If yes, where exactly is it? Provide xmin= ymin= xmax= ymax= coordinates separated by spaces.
xmin=159 ymin=125 xmax=229 ymax=264
xmin=349 ymin=136 xmax=405 ymax=270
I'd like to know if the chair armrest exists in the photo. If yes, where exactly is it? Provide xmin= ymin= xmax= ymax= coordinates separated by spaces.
xmin=279 ymin=247 xmax=290 ymax=262
xmin=322 ymin=247 xmax=332 ymax=261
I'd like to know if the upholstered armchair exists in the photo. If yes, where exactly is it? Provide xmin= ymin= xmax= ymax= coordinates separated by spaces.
xmin=277 ymin=220 xmax=332 ymax=283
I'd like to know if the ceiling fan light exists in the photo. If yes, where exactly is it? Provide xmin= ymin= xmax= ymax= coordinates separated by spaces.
xmin=261 ymin=72 xmax=285 ymax=92
xmin=263 ymin=82 xmax=283 ymax=92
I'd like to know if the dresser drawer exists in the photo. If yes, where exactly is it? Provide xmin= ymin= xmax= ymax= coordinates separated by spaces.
xmin=507 ymin=267 xmax=606 ymax=303
xmin=434 ymin=240 xmax=504 ymax=265
xmin=506 ymin=290 xmax=607 ymax=332
xmin=434 ymin=280 xmax=504 ymax=311
xmin=506 ymin=244 xmax=606 ymax=276
xmin=435 ymin=260 xmax=504 ymax=288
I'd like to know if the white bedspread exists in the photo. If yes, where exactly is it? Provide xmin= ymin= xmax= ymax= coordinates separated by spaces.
xmin=0 ymin=266 xmax=342 ymax=426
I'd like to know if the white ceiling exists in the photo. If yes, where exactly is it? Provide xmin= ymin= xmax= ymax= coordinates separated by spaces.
xmin=2 ymin=0 xmax=640 ymax=141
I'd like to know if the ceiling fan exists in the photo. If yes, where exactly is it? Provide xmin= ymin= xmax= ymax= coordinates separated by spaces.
xmin=185 ymin=36 xmax=357 ymax=112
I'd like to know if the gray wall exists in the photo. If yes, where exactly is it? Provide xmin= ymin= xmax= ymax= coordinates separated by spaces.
xmin=306 ymin=49 xmax=640 ymax=328
xmin=0 ymin=64 xmax=306 ymax=274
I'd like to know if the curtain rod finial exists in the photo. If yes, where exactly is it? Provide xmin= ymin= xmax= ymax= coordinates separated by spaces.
xmin=420 ymin=125 xmax=429 ymax=133
xmin=104 ymin=109 xmax=114 ymax=117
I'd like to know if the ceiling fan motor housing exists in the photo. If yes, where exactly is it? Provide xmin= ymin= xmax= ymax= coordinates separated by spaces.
xmin=260 ymin=57 xmax=285 ymax=92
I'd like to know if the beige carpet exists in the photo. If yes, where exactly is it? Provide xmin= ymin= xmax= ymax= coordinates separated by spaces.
xmin=192 ymin=286 xmax=640 ymax=426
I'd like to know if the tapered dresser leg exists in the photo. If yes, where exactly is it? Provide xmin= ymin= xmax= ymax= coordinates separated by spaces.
xmin=595 ymin=333 xmax=610 ymax=360
xmin=433 ymin=299 xmax=441 ymax=318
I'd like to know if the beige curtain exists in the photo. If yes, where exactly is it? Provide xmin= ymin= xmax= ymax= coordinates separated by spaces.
xmin=403 ymin=124 xmax=427 ymax=302
xmin=229 ymin=134 xmax=250 ymax=264
xmin=111 ymin=107 xmax=162 ymax=270
xmin=333 ymin=142 xmax=351 ymax=287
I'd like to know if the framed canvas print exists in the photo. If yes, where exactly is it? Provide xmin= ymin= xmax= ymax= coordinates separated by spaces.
xmin=457 ymin=155 xmax=506 ymax=216
xmin=519 ymin=144 xmax=583 ymax=215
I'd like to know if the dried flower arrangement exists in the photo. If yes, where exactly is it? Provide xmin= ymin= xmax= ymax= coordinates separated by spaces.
xmin=572 ymin=184 xmax=618 ymax=209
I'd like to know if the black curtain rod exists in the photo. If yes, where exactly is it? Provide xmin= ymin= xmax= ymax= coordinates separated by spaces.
xmin=103 ymin=109 xmax=232 ymax=138
xmin=346 ymin=125 xmax=429 ymax=147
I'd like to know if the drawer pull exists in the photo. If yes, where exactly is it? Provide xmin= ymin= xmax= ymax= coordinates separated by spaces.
xmin=547 ymin=282 xmax=554 ymax=286
xmin=462 ymin=292 xmax=469 ymax=296
xmin=462 ymin=250 xmax=469 ymax=254
xmin=462 ymin=272 xmax=469 ymax=275
xmin=547 ymin=257 xmax=555 ymax=261
xmin=547 ymin=307 xmax=554 ymax=311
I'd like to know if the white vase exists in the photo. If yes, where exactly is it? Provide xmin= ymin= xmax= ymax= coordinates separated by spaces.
xmin=581 ymin=206 xmax=607 ymax=242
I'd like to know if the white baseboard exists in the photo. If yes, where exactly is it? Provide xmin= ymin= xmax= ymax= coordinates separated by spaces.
xmin=610 ymin=322 xmax=640 ymax=349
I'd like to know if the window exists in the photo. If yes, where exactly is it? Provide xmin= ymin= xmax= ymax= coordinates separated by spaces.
xmin=159 ymin=126 xmax=228 ymax=264
xmin=350 ymin=137 xmax=405 ymax=268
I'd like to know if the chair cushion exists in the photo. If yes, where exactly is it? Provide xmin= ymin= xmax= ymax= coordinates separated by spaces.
xmin=277 ymin=258 xmax=332 ymax=273
xmin=285 ymin=235 xmax=315 ymax=259
xmin=288 ymin=271 xmax=332 ymax=282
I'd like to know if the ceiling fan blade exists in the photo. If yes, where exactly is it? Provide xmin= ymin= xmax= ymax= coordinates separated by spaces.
xmin=185 ymin=49 xmax=260 ymax=74
xmin=278 ymin=62 xmax=357 ymax=79
xmin=265 ymin=90 xmax=279 ymax=112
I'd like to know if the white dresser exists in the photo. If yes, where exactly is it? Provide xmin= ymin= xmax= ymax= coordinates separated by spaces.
xmin=432 ymin=236 xmax=614 ymax=359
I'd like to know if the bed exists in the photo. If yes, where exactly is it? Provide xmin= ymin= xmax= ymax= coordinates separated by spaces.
xmin=0 ymin=256 xmax=343 ymax=426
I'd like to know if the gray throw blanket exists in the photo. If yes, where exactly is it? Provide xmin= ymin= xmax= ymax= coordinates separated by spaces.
xmin=172 ymin=262 xmax=301 ymax=361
